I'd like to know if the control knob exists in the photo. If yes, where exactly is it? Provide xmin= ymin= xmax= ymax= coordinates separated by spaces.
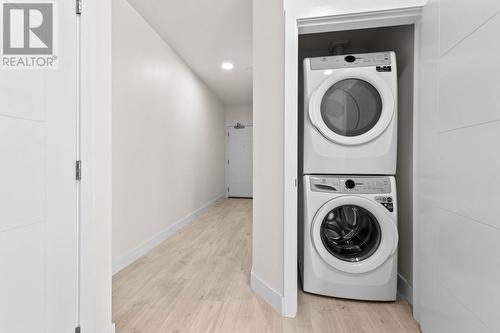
xmin=344 ymin=55 xmax=356 ymax=62
xmin=345 ymin=179 xmax=356 ymax=189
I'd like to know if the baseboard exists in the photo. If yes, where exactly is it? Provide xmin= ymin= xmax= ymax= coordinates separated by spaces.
xmin=103 ymin=323 xmax=116 ymax=333
xmin=112 ymin=194 xmax=225 ymax=275
xmin=397 ymin=273 xmax=413 ymax=305
xmin=250 ymin=270 xmax=283 ymax=314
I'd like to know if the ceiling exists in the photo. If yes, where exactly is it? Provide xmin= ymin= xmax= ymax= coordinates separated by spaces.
xmin=127 ymin=0 xmax=253 ymax=106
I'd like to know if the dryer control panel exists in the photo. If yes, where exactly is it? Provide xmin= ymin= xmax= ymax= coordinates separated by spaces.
xmin=309 ymin=52 xmax=392 ymax=70
xmin=310 ymin=175 xmax=391 ymax=194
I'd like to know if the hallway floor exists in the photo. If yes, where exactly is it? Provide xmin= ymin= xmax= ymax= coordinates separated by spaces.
xmin=113 ymin=199 xmax=421 ymax=332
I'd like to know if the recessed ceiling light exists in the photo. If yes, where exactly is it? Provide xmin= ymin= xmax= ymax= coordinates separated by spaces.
xmin=323 ymin=69 xmax=333 ymax=75
xmin=221 ymin=62 xmax=234 ymax=71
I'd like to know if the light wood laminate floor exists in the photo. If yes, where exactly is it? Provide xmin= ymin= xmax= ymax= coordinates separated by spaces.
xmin=113 ymin=198 xmax=421 ymax=333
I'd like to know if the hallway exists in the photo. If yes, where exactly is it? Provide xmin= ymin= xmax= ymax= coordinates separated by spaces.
xmin=112 ymin=199 xmax=420 ymax=332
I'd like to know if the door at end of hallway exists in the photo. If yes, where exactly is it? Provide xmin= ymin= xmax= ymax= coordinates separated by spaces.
xmin=227 ymin=124 xmax=253 ymax=198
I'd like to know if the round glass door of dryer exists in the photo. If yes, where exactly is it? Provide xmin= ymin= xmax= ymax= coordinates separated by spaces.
xmin=320 ymin=79 xmax=382 ymax=137
xmin=320 ymin=204 xmax=381 ymax=262
xmin=308 ymin=68 xmax=395 ymax=146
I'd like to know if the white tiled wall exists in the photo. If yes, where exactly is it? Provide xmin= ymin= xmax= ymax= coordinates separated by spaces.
xmin=438 ymin=13 xmax=500 ymax=131
xmin=417 ymin=1 xmax=500 ymax=332
xmin=438 ymin=0 xmax=500 ymax=56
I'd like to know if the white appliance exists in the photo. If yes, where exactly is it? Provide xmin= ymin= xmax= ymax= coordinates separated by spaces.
xmin=302 ymin=52 xmax=398 ymax=175
xmin=299 ymin=175 xmax=398 ymax=301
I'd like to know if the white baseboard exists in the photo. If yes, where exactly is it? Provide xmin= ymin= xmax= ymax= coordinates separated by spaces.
xmin=113 ymin=194 xmax=225 ymax=275
xmin=250 ymin=270 xmax=283 ymax=314
xmin=103 ymin=323 xmax=116 ymax=333
xmin=397 ymin=273 xmax=413 ymax=305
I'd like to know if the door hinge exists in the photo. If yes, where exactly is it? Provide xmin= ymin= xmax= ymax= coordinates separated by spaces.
xmin=227 ymin=131 xmax=230 ymax=137
xmin=227 ymin=187 xmax=229 ymax=192
xmin=76 ymin=0 xmax=82 ymax=15
xmin=76 ymin=160 xmax=82 ymax=181
xmin=227 ymin=160 xmax=229 ymax=165
xmin=75 ymin=327 xmax=81 ymax=333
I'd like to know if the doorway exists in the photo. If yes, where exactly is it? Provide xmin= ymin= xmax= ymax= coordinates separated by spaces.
xmin=298 ymin=24 xmax=416 ymax=303
xmin=283 ymin=6 xmax=423 ymax=317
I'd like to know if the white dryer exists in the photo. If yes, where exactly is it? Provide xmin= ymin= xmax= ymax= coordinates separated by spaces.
xmin=303 ymin=52 xmax=398 ymax=175
xmin=299 ymin=175 xmax=398 ymax=301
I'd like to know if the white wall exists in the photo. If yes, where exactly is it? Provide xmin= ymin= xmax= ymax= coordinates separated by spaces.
xmin=252 ymin=0 xmax=285 ymax=311
xmin=416 ymin=1 xmax=500 ymax=332
xmin=225 ymin=105 xmax=253 ymax=126
xmin=112 ymin=0 xmax=226 ymax=272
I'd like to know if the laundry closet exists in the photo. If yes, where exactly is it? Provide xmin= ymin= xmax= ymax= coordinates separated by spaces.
xmin=297 ymin=25 xmax=415 ymax=302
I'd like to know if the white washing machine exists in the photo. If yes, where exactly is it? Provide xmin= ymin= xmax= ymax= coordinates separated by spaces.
xmin=299 ymin=175 xmax=398 ymax=301
xmin=302 ymin=52 xmax=398 ymax=175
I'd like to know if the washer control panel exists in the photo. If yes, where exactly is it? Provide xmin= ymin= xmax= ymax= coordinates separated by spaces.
xmin=309 ymin=52 xmax=392 ymax=70
xmin=310 ymin=176 xmax=391 ymax=194
xmin=339 ymin=177 xmax=391 ymax=194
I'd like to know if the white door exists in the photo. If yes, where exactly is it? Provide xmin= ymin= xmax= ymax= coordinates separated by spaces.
xmin=0 ymin=2 xmax=79 ymax=332
xmin=228 ymin=126 xmax=253 ymax=198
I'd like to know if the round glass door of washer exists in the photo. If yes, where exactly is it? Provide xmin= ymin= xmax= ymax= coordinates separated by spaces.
xmin=320 ymin=204 xmax=381 ymax=262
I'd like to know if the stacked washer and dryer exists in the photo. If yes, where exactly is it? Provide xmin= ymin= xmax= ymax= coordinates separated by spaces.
xmin=299 ymin=52 xmax=399 ymax=301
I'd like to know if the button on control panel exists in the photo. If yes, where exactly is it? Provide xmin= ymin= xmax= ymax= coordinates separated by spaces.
xmin=344 ymin=55 xmax=356 ymax=63
xmin=376 ymin=65 xmax=392 ymax=72
xmin=375 ymin=196 xmax=394 ymax=212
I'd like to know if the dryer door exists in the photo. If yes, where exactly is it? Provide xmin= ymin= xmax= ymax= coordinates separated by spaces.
xmin=309 ymin=68 xmax=395 ymax=146
xmin=311 ymin=196 xmax=398 ymax=274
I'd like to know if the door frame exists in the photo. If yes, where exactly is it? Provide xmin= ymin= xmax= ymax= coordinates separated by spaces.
xmin=283 ymin=5 xmax=423 ymax=318
xmin=225 ymin=124 xmax=254 ymax=198
xmin=79 ymin=1 xmax=114 ymax=332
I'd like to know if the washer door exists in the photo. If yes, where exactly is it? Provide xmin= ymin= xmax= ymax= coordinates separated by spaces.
xmin=311 ymin=196 xmax=398 ymax=274
xmin=309 ymin=68 xmax=395 ymax=146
